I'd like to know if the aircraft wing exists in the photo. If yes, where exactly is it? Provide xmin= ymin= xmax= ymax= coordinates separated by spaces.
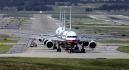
xmin=45 ymin=36 xmax=65 ymax=41
xmin=78 ymin=34 xmax=113 ymax=41
xmin=12 ymin=31 xmax=56 ymax=39
xmin=12 ymin=31 xmax=65 ymax=42
xmin=78 ymin=34 xmax=95 ymax=41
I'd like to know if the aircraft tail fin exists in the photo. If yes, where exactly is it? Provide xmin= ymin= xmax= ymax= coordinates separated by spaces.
xmin=59 ymin=7 xmax=66 ymax=31
xmin=69 ymin=7 xmax=72 ymax=31
xmin=59 ymin=6 xmax=72 ymax=31
xmin=59 ymin=7 xmax=62 ymax=27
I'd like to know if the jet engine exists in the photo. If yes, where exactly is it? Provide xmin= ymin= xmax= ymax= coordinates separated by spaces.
xmin=89 ymin=41 xmax=96 ymax=48
xmin=43 ymin=39 xmax=48 ymax=45
xmin=43 ymin=39 xmax=54 ymax=48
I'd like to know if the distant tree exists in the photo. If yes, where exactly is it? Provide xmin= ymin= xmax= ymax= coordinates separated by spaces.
xmin=0 ymin=0 xmax=128 ymax=11
xmin=98 ymin=4 xmax=129 ymax=11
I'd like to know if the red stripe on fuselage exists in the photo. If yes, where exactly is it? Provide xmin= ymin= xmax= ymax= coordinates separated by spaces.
xmin=66 ymin=40 xmax=77 ymax=45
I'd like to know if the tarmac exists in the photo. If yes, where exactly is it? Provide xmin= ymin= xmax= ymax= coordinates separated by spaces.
xmin=0 ymin=14 xmax=129 ymax=59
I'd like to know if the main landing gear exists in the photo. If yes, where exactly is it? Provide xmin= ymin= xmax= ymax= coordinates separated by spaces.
xmin=74 ymin=45 xmax=79 ymax=50
xmin=53 ymin=44 xmax=57 ymax=50
xmin=70 ymin=44 xmax=85 ymax=53
xmin=81 ymin=49 xmax=85 ymax=53
xmin=69 ymin=44 xmax=79 ymax=53
xmin=57 ymin=48 xmax=61 ymax=52
xmin=55 ymin=42 xmax=86 ymax=53
xmin=81 ymin=45 xmax=85 ymax=53
xmin=57 ymin=42 xmax=62 ymax=52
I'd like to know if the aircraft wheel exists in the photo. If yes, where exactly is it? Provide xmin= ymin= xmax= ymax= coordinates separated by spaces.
xmin=35 ymin=44 xmax=37 ymax=47
xmin=30 ymin=46 xmax=33 ymax=48
xmin=53 ymin=46 xmax=57 ymax=49
xmin=70 ymin=49 xmax=73 ymax=53
xmin=57 ymin=49 xmax=61 ymax=52
xmin=81 ymin=49 xmax=85 ymax=53
xmin=75 ymin=47 xmax=79 ymax=50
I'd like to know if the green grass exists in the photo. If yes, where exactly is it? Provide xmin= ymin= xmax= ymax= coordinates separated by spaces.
xmin=0 ymin=40 xmax=17 ymax=43
xmin=61 ymin=13 xmax=129 ymax=36
xmin=73 ymin=24 xmax=129 ymax=36
xmin=0 ymin=57 xmax=129 ymax=70
xmin=0 ymin=45 xmax=11 ymax=53
xmin=99 ymin=40 xmax=129 ymax=53
xmin=0 ymin=35 xmax=17 ymax=53
xmin=0 ymin=35 xmax=18 ymax=43
xmin=51 ymin=11 xmax=129 ymax=36
xmin=117 ymin=46 xmax=129 ymax=53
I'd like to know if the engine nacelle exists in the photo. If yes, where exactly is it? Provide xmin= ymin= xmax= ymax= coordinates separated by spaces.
xmin=89 ymin=41 xmax=96 ymax=48
xmin=43 ymin=39 xmax=54 ymax=48
xmin=43 ymin=39 xmax=48 ymax=45
xmin=46 ymin=41 xmax=54 ymax=48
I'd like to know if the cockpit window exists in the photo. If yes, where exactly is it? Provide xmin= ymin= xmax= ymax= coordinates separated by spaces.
xmin=67 ymin=36 xmax=77 ymax=38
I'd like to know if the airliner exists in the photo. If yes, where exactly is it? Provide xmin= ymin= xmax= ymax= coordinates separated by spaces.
xmin=38 ymin=7 xmax=96 ymax=53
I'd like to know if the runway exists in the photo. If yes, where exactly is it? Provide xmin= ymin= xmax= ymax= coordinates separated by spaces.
xmin=0 ymin=14 xmax=129 ymax=59
xmin=1 ymin=40 xmax=129 ymax=59
xmin=31 ymin=14 xmax=58 ymax=33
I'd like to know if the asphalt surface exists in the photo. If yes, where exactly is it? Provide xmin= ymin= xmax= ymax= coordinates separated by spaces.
xmin=7 ymin=38 xmax=29 ymax=54
xmin=88 ymin=15 xmax=129 ymax=25
xmin=31 ymin=14 xmax=58 ymax=33
xmin=0 ymin=14 xmax=129 ymax=59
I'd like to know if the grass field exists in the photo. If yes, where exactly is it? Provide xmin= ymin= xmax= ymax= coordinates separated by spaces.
xmin=0 ymin=57 xmax=128 ymax=70
xmin=0 ymin=35 xmax=17 ymax=53
xmin=0 ymin=34 xmax=18 ymax=43
xmin=98 ymin=39 xmax=129 ymax=53
xmin=117 ymin=46 xmax=129 ymax=53
xmin=0 ymin=40 xmax=17 ymax=43
xmin=73 ymin=25 xmax=129 ymax=34
xmin=0 ymin=45 xmax=11 ymax=53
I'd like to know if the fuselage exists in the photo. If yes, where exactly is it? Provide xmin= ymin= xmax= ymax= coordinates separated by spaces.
xmin=56 ymin=27 xmax=78 ymax=45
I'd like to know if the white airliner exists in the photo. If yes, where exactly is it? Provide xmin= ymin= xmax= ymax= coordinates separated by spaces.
xmin=13 ymin=7 xmax=113 ymax=53
xmin=37 ymin=7 xmax=97 ymax=53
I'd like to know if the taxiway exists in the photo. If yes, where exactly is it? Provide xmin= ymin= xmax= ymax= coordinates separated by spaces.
xmin=0 ymin=14 xmax=129 ymax=59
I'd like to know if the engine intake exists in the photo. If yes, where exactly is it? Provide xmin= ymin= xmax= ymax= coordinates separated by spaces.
xmin=46 ymin=41 xmax=54 ymax=48
xmin=89 ymin=41 xmax=96 ymax=48
xmin=43 ymin=39 xmax=54 ymax=48
xmin=44 ymin=40 xmax=48 ymax=45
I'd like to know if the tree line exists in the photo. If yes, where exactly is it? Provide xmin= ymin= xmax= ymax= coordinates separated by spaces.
xmin=0 ymin=0 xmax=128 ymax=11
